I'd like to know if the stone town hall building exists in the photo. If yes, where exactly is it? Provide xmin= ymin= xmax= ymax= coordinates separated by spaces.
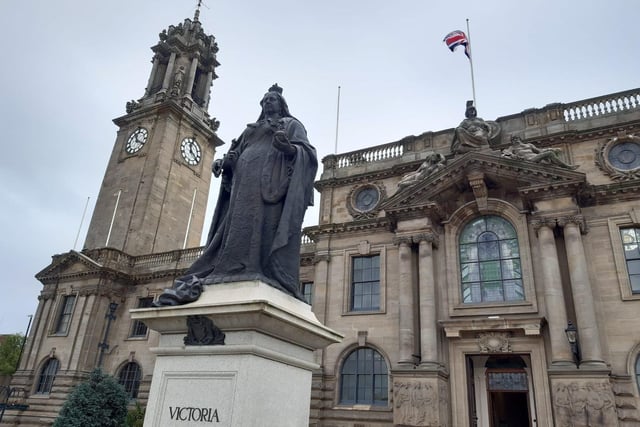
xmin=4 ymin=11 xmax=640 ymax=427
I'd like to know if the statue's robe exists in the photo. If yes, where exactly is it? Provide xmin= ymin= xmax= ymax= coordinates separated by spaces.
xmin=162 ymin=117 xmax=317 ymax=304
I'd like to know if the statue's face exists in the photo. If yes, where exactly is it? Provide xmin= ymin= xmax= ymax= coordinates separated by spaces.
xmin=466 ymin=106 xmax=477 ymax=119
xmin=261 ymin=93 xmax=282 ymax=116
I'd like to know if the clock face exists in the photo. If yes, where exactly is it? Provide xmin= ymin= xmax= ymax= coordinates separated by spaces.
xmin=125 ymin=128 xmax=148 ymax=154
xmin=180 ymin=137 xmax=202 ymax=166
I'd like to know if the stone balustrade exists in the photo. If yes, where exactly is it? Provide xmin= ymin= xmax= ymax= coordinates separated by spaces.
xmin=562 ymin=88 xmax=640 ymax=121
xmin=319 ymin=88 xmax=640 ymax=174
xmin=324 ymin=139 xmax=405 ymax=170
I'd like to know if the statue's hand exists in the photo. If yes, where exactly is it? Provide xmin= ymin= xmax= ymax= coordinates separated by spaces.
xmin=212 ymin=159 xmax=223 ymax=177
xmin=273 ymin=132 xmax=296 ymax=155
xmin=222 ymin=150 xmax=238 ymax=170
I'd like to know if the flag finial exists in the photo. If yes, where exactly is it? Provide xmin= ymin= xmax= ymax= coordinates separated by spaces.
xmin=194 ymin=0 xmax=202 ymax=22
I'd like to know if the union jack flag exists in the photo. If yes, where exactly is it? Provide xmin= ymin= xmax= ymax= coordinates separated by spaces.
xmin=443 ymin=30 xmax=470 ymax=59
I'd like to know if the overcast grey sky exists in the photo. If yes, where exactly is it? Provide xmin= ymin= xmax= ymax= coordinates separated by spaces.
xmin=0 ymin=0 xmax=637 ymax=334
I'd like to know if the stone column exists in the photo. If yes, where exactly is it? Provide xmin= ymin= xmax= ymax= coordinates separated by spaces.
xmin=533 ymin=219 xmax=574 ymax=366
xmin=416 ymin=233 xmax=439 ymax=368
xmin=312 ymin=254 xmax=330 ymax=367
xmin=22 ymin=293 xmax=54 ymax=370
xmin=312 ymin=254 xmax=330 ymax=324
xmin=161 ymin=51 xmax=177 ymax=92
xmin=395 ymin=237 xmax=415 ymax=365
xmin=144 ymin=54 xmax=160 ymax=96
xmin=186 ymin=56 xmax=199 ymax=97
xmin=203 ymin=71 xmax=214 ymax=108
xmin=559 ymin=217 xmax=606 ymax=367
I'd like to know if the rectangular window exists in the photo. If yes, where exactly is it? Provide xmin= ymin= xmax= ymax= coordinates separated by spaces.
xmin=300 ymin=282 xmax=313 ymax=305
xmin=621 ymin=228 xmax=640 ymax=294
xmin=351 ymin=255 xmax=380 ymax=311
xmin=130 ymin=297 xmax=154 ymax=337
xmin=55 ymin=295 xmax=76 ymax=335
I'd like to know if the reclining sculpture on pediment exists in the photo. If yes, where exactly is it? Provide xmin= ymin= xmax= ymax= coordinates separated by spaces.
xmin=397 ymin=152 xmax=447 ymax=189
xmin=501 ymin=135 xmax=578 ymax=170
xmin=450 ymin=100 xmax=501 ymax=155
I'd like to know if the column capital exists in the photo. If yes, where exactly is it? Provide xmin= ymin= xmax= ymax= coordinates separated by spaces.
xmin=530 ymin=218 xmax=557 ymax=232
xmin=393 ymin=236 xmax=413 ymax=246
xmin=557 ymin=215 xmax=587 ymax=234
xmin=313 ymin=254 xmax=330 ymax=265
xmin=412 ymin=232 xmax=439 ymax=249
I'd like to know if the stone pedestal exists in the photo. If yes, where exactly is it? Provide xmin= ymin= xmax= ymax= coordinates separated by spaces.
xmin=549 ymin=371 xmax=619 ymax=427
xmin=391 ymin=370 xmax=450 ymax=427
xmin=131 ymin=281 xmax=343 ymax=427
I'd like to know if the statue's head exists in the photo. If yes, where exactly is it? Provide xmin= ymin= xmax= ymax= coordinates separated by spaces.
xmin=258 ymin=83 xmax=292 ymax=119
xmin=465 ymin=100 xmax=477 ymax=119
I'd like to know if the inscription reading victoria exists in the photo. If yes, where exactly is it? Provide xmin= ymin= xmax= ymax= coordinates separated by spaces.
xmin=168 ymin=406 xmax=220 ymax=423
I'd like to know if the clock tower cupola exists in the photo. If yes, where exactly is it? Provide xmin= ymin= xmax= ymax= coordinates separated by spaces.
xmin=84 ymin=11 xmax=223 ymax=255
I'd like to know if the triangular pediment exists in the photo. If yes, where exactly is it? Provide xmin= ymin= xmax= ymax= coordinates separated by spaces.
xmin=35 ymin=250 xmax=104 ymax=284
xmin=382 ymin=151 xmax=586 ymax=221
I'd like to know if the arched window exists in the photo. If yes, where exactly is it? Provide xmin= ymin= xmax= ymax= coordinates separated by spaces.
xmin=36 ymin=358 xmax=59 ymax=394
xmin=459 ymin=215 xmax=524 ymax=303
xmin=118 ymin=362 xmax=142 ymax=399
xmin=620 ymin=228 xmax=640 ymax=293
xmin=340 ymin=347 xmax=388 ymax=406
xmin=636 ymin=354 xmax=640 ymax=394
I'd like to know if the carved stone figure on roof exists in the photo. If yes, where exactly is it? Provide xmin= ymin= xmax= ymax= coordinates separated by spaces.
xmin=397 ymin=152 xmax=446 ymax=189
xmin=451 ymin=100 xmax=501 ymax=154
xmin=502 ymin=136 xmax=578 ymax=170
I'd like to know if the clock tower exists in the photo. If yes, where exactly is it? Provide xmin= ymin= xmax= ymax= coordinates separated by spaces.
xmin=84 ymin=12 xmax=223 ymax=255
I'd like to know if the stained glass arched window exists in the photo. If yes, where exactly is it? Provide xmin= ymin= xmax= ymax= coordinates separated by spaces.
xmin=459 ymin=216 xmax=524 ymax=303
xmin=36 ymin=358 xmax=59 ymax=394
xmin=118 ymin=362 xmax=142 ymax=399
xmin=340 ymin=347 xmax=388 ymax=405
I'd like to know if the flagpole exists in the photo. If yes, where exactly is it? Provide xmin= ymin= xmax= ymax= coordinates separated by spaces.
xmin=73 ymin=196 xmax=90 ymax=250
xmin=466 ymin=18 xmax=477 ymax=109
xmin=105 ymin=190 xmax=121 ymax=247
xmin=183 ymin=188 xmax=197 ymax=249
xmin=334 ymin=85 xmax=341 ymax=154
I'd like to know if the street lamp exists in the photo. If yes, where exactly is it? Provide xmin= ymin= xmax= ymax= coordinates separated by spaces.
xmin=97 ymin=302 xmax=118 ymax=368
xmin=565 ymin=320 xmax=581 ymax=367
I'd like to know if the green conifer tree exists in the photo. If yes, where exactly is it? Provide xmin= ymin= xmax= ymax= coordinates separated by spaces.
xmin=0 ymin=334 xmax=24 ymax=375
xmin=52 ymin=368 xmax=128 ymax=427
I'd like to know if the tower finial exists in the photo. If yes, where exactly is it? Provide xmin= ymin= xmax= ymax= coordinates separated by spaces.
xmin=194 ymin=0 xmax=202 ymax=22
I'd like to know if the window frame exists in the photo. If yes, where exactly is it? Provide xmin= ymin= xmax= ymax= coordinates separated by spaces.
xmin=459 ymin=215 xmax=525 ymax=304
xmin=607 ymin=216 xmax=640 ymax=301
xmin=300 ymin=282 xmax=313 ymax=305
xmin=350 ymin=254 xmax=381 ymax=312
xmin=342 ymin=245 xmax=387 ymax=315
xmin=636 ymin=354 xmax=640 ymax=397
xmin=338 ymin=347 xmax=389 ymax=407
xmin=129 ymin=297 xmax=154 ymax=338
xmin=118 ymin=361 xmax=142 ymax=400
xmin=35 ymin=358 xmax=59 ymax=395
xmin=445 ymin=200 xmax=537 ymax=317
xmin=53 ymin=294 xmax=76 ymax=336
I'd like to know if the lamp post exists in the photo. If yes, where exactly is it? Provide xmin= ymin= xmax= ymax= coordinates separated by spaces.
xmin=97 ymin=302 xmax=118 ymax=368
xmin=565 ymin=320 xmax=581 ymax=367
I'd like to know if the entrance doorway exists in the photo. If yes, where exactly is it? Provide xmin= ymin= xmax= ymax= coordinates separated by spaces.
xmin=488 ymin=389 xmax=530 ymax=427
xmin=467 ymin=355 xmax=534 ymax=427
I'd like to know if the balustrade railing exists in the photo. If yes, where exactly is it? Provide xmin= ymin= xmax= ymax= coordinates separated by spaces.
xmin=301 ymin=233 xmax=313 ymax=245
xmin=333 ymin=140 xmax=404 ymax=169
xmin=133 ymin=247 xmax=204 ymax=268
xmin=563 ymin=88 xmax=640 ymax=121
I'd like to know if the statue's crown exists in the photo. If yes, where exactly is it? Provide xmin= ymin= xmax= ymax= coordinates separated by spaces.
xmin=268 ymin=83 xmax=283 ymax=94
